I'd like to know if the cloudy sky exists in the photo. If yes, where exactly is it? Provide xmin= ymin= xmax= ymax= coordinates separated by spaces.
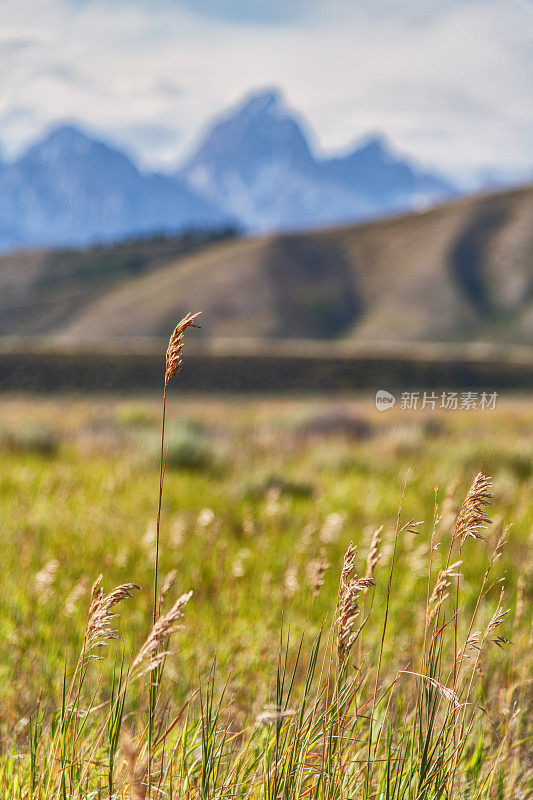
xmin=1 ymin=0 xmax=532 ymax=184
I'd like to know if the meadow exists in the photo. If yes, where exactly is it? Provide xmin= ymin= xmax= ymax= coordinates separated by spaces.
xmin=0 ymin=385 xmax=531 ymax=797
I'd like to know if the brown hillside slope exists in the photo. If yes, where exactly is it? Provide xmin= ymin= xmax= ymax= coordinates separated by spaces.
xmin=0 ymin=230 xmax=235 ymax=336
xmin=3 ymin=186 xmax=532 ymax=344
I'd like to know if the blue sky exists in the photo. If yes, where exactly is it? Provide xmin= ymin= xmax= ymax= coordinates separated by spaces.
xmin=1 ymin=0 xmax=532 ymax=184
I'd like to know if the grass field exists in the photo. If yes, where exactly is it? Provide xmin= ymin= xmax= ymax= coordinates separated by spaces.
xmin=0 ymin=392 xmax=531 ymax=797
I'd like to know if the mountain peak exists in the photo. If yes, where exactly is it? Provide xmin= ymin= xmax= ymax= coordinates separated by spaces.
xmin=0 ymin=121 xmax=230 ymax=251
xmin=35 ymin=123 xmax=94 ymax=150
xmin=0 ymin=88 xmax=458 ymax=250
xmin=235 ymin=87 xmax=285 ymax=118
xmin=357 ymin=133 xmax=389 ymax=155
xmin=180 ymin=89 xmax=455 ymax=232
xmin=18 ymin=123 xmax=147 ymax=182
xmin=180 ymin=86 xmax=317 ymax=204
xmin=20 ymin=123 xmax=105 ymax=167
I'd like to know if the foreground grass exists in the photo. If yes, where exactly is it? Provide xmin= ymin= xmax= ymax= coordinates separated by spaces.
xmin=0 ymin=394 xmax=531 ymax=797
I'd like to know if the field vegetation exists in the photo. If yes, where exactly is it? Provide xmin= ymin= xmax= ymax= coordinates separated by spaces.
xmin=0 ymin=366 xmax=531 ymax=796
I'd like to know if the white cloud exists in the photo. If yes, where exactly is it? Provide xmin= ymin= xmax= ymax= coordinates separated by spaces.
xmin=0 ymin=0 xmax=531 ymax=182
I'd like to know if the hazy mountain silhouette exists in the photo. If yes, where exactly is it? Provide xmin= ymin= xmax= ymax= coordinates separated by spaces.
xmin=179 ymin=88 xmax=456 ymax=232
xmin=0 ymin=88 xmax=465 ymax=250
xmin=0 ymin=125 xmax=230 ymax=251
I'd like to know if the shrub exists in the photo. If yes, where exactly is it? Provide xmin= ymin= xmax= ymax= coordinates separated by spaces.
xmin=1 ymin=423 xmax=59 ymax=456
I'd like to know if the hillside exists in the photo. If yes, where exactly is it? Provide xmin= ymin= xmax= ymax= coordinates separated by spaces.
xmin=0 ymin=229 xmax=237 ymax=336
xmin=1 ymin=185 xmax=532 ymax=345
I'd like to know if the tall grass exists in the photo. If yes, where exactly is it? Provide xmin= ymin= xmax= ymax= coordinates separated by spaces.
xmin=0 ymin=318 xmax=530 ymax=798
xmin=149 ymin=312 xmax=201 ymax=795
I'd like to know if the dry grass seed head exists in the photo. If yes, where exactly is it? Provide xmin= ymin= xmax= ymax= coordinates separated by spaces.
xmin=427 ymin=561 xmax=462 ymax=625
xmin=307 ymin=549 xmax=330 ymax=598
xmin=401 ymin=670 xmax=461 ymax=708
xmin=459 ymin=631 xmax=481 ymax=658
xmin=454 ymin=472 xmax=493 ymax=545
xmin=364 ymin=526 xmax=382 ymax=586
xmin=34 ymin=559 xmax=59 ymax=595
xmin=159 ymin=569 xmax=177 ymax=608
xmin=132 ymin=590 xmax=192 ymax=674
xmin=340 ymin=542 xmax=357 ymax=589
xmin=84 ymin=575 xmax=140 ymax=653
xmin=165 ymin=312 xmax=201 ymax=386
xmin=256 ymin=705 xmax=296 ymax=725
xmin=425 ymin=677 xmax=461 ymax=708
xmin=401 ymin=519 xmax=424 ymax=536
xmin=337 ymin=573 xmax=374 ymax=664
xmin=486 ymin=588 xmax=510 ymax=647
xmin=283 ymin=565 xmax=299 ymax=598
xmin=64 ymin=575 xmax=90 ymax=616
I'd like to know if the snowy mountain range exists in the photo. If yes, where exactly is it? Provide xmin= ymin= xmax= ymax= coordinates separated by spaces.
xmin=0 ymin=87 xmax=459 ymax=251
xmin=179 ymin=89 xmax=456 ymax=232
xmin=0 ymin=126 xmax=228 ymax=251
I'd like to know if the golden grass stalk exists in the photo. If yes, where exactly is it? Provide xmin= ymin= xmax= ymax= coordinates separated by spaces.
xmin=340 ymin=541 xmax=357 ymax=588
xmin=155 ymin=312 xmax=201 ymax=621
xmin=364 ymin=525 xmax=382 ymax=589
xmin=426 ymin=560 xmax=462 ymax=626
xmin=133 ymin=590 xmax=192 ymax=676
xmin=64 ymin=575 xmax=89 ymax=616
xmin=165 ymin=311 xmax=202 ymax=388
xmin=485 ymin=587 xmax=510 ymax=648
xmin=149 ymin=312 xmax=200 ymax=795
xmin=357 ymin=526 xmax=383 ymax=665
xmin=84 ymin=575 xmax=140 ymax=654
xmin=309 ymin=549 xmax=329 ymax=598
xmin=453 ymin=472 xmax=493 ymax=546
xmin=458 ymin=631 xmax=481 ymax=659
xmin=337 ymin=574 xmax=374 ymax=664
xmin=158 ymin=568 xmax=177 ymax=616
xmin=448 ymin=473 xmax=493 ymax=725
xmin=400 ymin=670 xmax=461 ymax=708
